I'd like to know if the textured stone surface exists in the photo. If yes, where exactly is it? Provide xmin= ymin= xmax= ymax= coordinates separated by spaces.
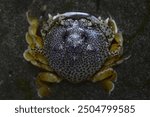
xmin=0 ymin=0 xmax=150 ymax=99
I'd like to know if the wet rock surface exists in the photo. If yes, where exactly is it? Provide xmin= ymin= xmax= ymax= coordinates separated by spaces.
xmin=0 ymin=0 xmax=150 ymax=99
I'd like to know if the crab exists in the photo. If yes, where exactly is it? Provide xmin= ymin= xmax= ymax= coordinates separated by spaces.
xmin=23 ymin=11 xmax=125 ymax=97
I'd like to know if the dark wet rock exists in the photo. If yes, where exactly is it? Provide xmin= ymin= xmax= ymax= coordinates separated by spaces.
xmin=0 ymin=0 xmax=150 ymax=99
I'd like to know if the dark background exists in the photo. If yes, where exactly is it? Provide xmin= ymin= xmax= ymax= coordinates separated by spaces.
xmin=0 ymin=0 xmax=150 ymax=99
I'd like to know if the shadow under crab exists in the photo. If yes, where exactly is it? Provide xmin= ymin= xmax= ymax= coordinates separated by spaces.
xmin=23 ymin=11 xmax=125 ymax=97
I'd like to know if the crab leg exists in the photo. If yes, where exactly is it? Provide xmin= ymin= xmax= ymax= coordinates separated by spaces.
xmin=105 ymin=17 xmax=123 ymax=56
xmin=36 ymin=72 xmax=62 ymax=97
xmin=104 ymin=19 xmax=129 ymax=68
xmin=26 ymin=11 xmax=44 ymax=49
xmin=109 ymin=32 xmax=123 ymax=55
xmin=23 ymin=11 xmax=52 ymax=71
xmin=91 ymin=68 xmax=117 ymax=93
xmin=107 ymin=17 xmax=118 ymax=33
xmin=25 ymin=32 xmax=35 ymax=49
xmin=103 ymin=55 xmax=130 ymax=69
xmin=23 ymin=49 xmax=52 ymax=71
